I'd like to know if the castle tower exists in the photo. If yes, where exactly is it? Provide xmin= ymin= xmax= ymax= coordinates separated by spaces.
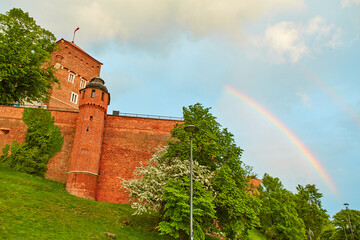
xmin=66 ymin=77 xmax=110 ymax=200
xmin=48 ymin=39 xmax=102 ymax=110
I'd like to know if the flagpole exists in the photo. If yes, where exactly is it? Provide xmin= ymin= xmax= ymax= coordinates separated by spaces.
xmin=72 ymin=27 xmax=80 ymax=43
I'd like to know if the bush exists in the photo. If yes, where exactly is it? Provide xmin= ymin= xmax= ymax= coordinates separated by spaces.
xmin=0 ymin=108 xmax=63 ymax=177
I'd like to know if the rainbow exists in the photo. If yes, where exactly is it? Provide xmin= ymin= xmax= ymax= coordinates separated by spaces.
xmin=299 ymin=66 xmax=360 ymax=128
xmin=224 ymin=85 xmax=337 ymax=194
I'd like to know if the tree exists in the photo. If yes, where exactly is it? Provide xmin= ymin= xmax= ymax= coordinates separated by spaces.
xmin=164 ymin=103 xmax=243 ymax=171
xmin=295 ymin=184 xmax=330 ymax=239
xmin=0 ymin=8 xmax=58 ymax=105
xmin=259 ymin=173 xmax=306 ymax=240
xmin=213 ymin=164 xmax=261 ymax=239
xmin=164 ymin=103 xmax=260 ymax=239
xmin=122 ymin=147 xmax=214 ymax=215
xmin=122 ymin=147 xmax=215 ymax=240
xmin=0 ymin=108 xmax=63 ymax=177
xmin=158 ymin=177 xmax=216 ymax=240
xmin=331 ymin=209 xmax=360 ymax=240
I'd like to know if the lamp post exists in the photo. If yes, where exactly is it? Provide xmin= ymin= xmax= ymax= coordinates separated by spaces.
xmin=184 ymin=125 xmax=199 ymax=240
xmin=344 ymin=203 xmax=355 ymax=240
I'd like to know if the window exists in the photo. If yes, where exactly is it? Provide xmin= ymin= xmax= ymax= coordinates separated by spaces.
xmin=91 ymin=90 xmax=95 ymax=98
xmin=101 ymin=92 xmax=104 ymax=101
xmin=68 ymin=72 xmax=75 ymax=83
xmin=90 ymin=116 xmax=93 ymax=121
xmin=70 ymin=92 xmax=78 ymax=104
xmin=80 ymin=79 xmax=86 ymax=88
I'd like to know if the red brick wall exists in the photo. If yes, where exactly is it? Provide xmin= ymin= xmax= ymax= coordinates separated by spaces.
xmin=66 ymin=173 xmax=98 ymax=200
xmin=0 ymin=106 xmax=27 ymax=150
xmin=0 ymin=105 xmax=182 ymax=204
xmin=45 ymin=110 xmax=78 ymax=183
xmin=96 ymin=116 xmax=181 ymax=204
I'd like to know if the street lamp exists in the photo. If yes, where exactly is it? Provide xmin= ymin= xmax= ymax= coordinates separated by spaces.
xmin=184 ymin=125 xmax=199 ymax=240
xmin=344 ymin=203 xmax=355 ymax=240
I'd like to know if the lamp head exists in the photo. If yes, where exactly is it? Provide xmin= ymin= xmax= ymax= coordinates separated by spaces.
xmin=344 ymin=203 xmax=349 ymax=209
xmin=184 ymin=125 xmax=199 ymax=134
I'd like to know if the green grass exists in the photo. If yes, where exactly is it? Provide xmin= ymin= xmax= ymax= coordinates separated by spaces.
xmin=0 ymin=167 xmax=173 ymax=240
xmin=0 ymin=167 xmax=265 ymax=240
xmin=249 ymin=229 xmax=266 ymax=240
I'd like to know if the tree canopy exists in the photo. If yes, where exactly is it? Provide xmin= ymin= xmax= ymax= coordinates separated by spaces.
xmin=0 ymin=8 xmax=58 ymax=105
xmin=331 ymin=208 xmax=360 ymax=240
xmin=259 ymin=173 xmax=306 ymax=240
xmin=123 ymin=104 xmax=261 ymax=239
xmin=294 ymin=184 xmax=330 ymax=239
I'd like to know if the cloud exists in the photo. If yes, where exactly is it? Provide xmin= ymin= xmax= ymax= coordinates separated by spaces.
xmin=8 ymin=0 xmax=304 ymax=51
xmin=254 ymin=17 xmax=342 ymax=63
xmin=264 ymin=21 xmax=308 ymax=63
xmin=341 ymin=0 xmax=360 ymax=7
xmin=307 ymin=17 xmax=343 ymax=48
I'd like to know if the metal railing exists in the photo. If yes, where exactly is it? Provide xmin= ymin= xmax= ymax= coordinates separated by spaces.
xmin=6 ymin=103 xmax=79 ymax=113
xmin=112 ymin=111 xmax=183 ymax=121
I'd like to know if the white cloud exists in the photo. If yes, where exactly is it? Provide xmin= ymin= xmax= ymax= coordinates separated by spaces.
xmin=307 ymin=17 xmax=343 ymax=48
xmin=341 ymin=0 xmax=360 ymax=7
xmin=307 ymin=17 xmax=332 ymax=35
xmin=7 ymin=0 xmax=305 ymax=50
xmin=264 ymin=21 xmax=308 ymax=63
xmin=254 ymin=17 xmax=342 ymax=63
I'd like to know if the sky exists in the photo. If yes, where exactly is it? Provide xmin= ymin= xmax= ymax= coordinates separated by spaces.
xmin=1 ymin=0 xmax=359 ymax=216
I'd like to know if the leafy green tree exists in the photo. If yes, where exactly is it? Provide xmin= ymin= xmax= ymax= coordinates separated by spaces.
xmin=0 ymin=8 xmax=58 ymax=105
xmin=122 ymin=147 xmax=214 ymax=215
xmin=164 ymin=103 xmax=243 ymax=171
xmin=0 ymin=108 xmax=63 ymax=176
xmin=213 ymin=164 xmax=261 ymax=239
xmin=295 ymin=184 xmax=330 ymax=239
xmin=165 ymin=103 xmax=260 ymax=239
xmin=259 ymin=173 xmax=306 ymax=240
xmin=331 ymin=209 xmax=360 ymax=240
xmin=122 ymin=147 xmax=215 ymax=239
xmin=158 ymin=177 xmax=216 ymax=240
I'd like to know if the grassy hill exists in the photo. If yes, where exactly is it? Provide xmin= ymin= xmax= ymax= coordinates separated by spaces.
xmin=0 ymin=167 xmax=265 ymax=240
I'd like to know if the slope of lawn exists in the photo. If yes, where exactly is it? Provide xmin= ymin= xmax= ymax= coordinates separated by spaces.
xmin=0 ymin=167 xmax=265 ymax=239
xmin=0 ymin=167 xmax=173 ymax=240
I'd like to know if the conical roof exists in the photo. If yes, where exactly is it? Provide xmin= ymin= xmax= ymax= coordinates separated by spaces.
xmin=85 ymin=77 xmax=109 ymax=93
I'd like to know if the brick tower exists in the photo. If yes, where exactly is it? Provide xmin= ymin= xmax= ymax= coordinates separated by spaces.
xmin=66 ymin=77 xmax=110 ymax=200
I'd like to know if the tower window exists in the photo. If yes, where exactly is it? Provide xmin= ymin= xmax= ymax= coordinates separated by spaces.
xmin=80 ymin=79 xmax=86 ymax=88
xmin=70 ymin=92 xmax=78 ymax=104
xmin=68 ymin=72 xmax=75 ymax=83
xmin=91 ymin=90 xmax=95 ymax=98
xmin=90 ymin=116 xmax=93 ymax=121
xmin=86 ymin=126 xmax=89 ymax=132
xmin=101 ymin=92 xmax=104 ymax=101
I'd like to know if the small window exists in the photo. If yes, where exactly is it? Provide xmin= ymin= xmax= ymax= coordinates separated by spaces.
xmin=101 ymin=92 xmax=104 ymax=101
xmin=86 ymin=126 xmax=89 ymax=132
xmin=70 ymin=92 xmax=78 ymax=104
xmin=68 ymin=72 xmax=75 ymax=83
xmin=80 ymin=79 xmax=86 ymax=88
xmin=0 ymin=129 xmax=10 ymax=135
xmin=91 ymin=90 xmax=95 ymax=98
xmin=90 ymin=116 xmax=93 ymax=121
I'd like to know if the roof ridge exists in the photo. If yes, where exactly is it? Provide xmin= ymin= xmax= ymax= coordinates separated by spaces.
xmin=57 ymin=38 xmax=103 ymax=65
